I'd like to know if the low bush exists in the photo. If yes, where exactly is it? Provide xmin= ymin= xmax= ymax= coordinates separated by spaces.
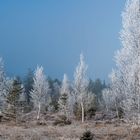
xmin=80 ymin=130 xmax=94 ymax=140
xmin=53 ymin=115 xmax=71 ymax=126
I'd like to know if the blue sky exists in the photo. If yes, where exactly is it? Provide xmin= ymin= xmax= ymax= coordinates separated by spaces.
xmin=0 ymin=0 xmax=125 ymax=80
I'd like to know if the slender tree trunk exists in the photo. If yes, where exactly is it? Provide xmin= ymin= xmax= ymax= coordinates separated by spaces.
xmin=106 ymin=104 xmax=108 ymax=112
xmin=115 ymin=101 xmax=119 ymax=119
xmin=37 ymin=103 xmax=41 ymax=120
xmin=81 ymin=102 xmax=84 ymax=123
xmin=138 ymin=94 xmax=140 ymax=125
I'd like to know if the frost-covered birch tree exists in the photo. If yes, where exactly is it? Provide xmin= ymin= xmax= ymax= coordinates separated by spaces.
xmin=74 ymin=53 xmax=89 ymax=123
xmin=0 ymin=58 xmax=7 ymax=108
xmin=0 ymin=58 xmax=12 ymax=111
xmin=107 ymin=0 xmax=140 ymax=123
xmin=103 ymin=70 xmax=124 ymax=118
xmin=31 ymin=66 xmax=49 ymax=120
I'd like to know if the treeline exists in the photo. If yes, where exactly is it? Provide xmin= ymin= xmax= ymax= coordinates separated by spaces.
xmin=0 ymin=54 xmax=107 ymax=123
xmin=23 ymin=69 xmax=106 ymax=107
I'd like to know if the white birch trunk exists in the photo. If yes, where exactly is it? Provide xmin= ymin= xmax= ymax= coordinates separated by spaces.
xmin=81 ymin=102 xmax=84 ymax=123
xmin=37 ymin=102 xmax=41 ymax=120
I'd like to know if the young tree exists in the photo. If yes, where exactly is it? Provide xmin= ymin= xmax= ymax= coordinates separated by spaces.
xmin=102 ymin=88 xmax=112 ymax=112
xmin=24 ymin=69 xmax=34 ymax=104
xmin=85 ymin=92 xmax=96 ymax=118
xmin=0 ymin=58 xmax=6 ymax=109
xmin=7 ymin=77 xmax=24 ymax=115
xmin=48 ymin=77 xmax=61 ymax=112
xmin=0 ymin=58 xmax=12 ymax=111
xmin=58 ymin=74 xmax=73 ymax=118
xmin=109 ymin=70 xmax=124 ymax=118
xmin=31 ymin=66 xmax=50 ymax=120
xmin=74 ymin=53 xmax=89 ymax=123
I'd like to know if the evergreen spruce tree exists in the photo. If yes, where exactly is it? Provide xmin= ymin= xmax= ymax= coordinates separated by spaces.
xmin=58 ymin=92 xmax=68 ymax=115
xmin=24 ymin=69 xmax=34 ymax=104
xmin=7 ymin=77 xmax=23 ymax=114
xmin=58 ymin=74 xmax=70 ymax=117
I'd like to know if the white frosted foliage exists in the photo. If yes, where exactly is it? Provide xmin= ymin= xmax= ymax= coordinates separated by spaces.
xmin=31 ymin=66 xmax=50 ymax=120
xmin=74 ymin=53 xmax=89 ymax=123
xmin=106 ymin=0 xmax=140 ymax=124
